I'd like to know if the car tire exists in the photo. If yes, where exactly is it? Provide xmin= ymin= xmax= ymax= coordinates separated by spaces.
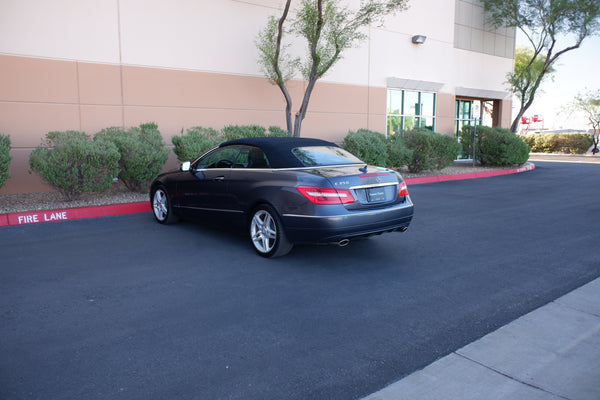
xmin=249 ymin=205 xmax=293 ymax=258
xmin=151 ymin=186 xmax=179 ymax=225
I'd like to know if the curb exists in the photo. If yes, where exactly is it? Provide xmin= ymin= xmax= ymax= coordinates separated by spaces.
xmin=0 ymin=201 xmax=151 ymax=228
xmin=0 ymin=163 xmax=535 ymax=228
xmin=404 ymin=162 xmax=535 ymax=185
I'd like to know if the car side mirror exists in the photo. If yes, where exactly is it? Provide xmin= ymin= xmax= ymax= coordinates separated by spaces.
xmin=180 ymin=161 xmax=191 ymax=172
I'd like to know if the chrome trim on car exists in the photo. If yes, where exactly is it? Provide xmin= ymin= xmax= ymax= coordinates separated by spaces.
xmin=175 ymin=206 xmax=244 ymax=214
xmin=275 ymin=163 xmax=363 ymax=171
xmin=281 ymin=206 xmax=409 ymax=219
xmin=350 ymin=182 xmax=399 ymax=190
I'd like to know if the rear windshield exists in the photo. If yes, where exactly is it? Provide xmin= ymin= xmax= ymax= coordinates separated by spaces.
xmin=292 ymin=146 xmax=363 ymax=167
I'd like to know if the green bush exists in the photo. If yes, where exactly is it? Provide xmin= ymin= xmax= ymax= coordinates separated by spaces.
xmin=387 ymin=134 xmax=413 ymax=169
xmin=429 ymin=133 xmax=462 ymax=170
xmin=266 ymin=126 xmax=292 ymax=137
xmin=401 ymin=128 xmax=434 ymax=173
xmin=95 ymin=122 xmax=169 ymax=192
xmin=520 ymin=134 xmax=536 ymax=150
xmin=222 ymin=125 xmax=267 ymax=140
xmin=522 ymin=132 xmax=593 ymax=154
xmin=476 ymin=126 xmax=530 ymax=166
xmin=0 ymin=134 xmax=11 ymax=189
xmin=172 ymin=126 xmax=221 ymax=162
xmin=342 ymin=129 xmax=388 ymax=166
xmin=562 ymin=133 xmax=594 ymax=154
xmin=172 ymin=125 xmax=290 ymax=162
xmin=396 ymin=129 xmax=462 ymax=173
xmin=29 ymin=131 xmax=120 ymax=201
xmin=458 ymin=125 xmax=477 ymax=159
xmin=461 ymin=126 xmax=530 ymax=166
xmin=535 ymin=133 xmax=560 ymax=153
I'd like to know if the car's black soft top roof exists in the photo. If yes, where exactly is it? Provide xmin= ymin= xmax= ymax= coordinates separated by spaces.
xmin=220 ymin=137 xmax=339 ymax=168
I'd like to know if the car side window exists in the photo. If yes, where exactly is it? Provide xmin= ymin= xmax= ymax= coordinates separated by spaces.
xmin=245 ymin=146 xmax=270 ymax=168
xmin=194 ymin=146 xmax=241 ymax=169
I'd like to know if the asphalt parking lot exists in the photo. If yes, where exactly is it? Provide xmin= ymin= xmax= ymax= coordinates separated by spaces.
xmin=1 ymin=161 xmax=599 ymax=400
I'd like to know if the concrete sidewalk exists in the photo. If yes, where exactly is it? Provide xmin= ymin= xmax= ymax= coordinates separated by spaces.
xmin=362 ymin=278 xmax=600 ymax=400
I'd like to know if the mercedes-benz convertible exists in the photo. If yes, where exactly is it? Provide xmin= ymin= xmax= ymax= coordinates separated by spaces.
xmin=150 ymin=137 xmax=414 ymax=257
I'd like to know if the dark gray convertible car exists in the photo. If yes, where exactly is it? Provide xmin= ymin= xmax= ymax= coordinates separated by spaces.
xmin=150 ymin=137 xmax=414 ymax=257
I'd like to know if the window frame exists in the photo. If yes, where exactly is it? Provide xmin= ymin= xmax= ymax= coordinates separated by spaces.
xmin=386 ymin=89 xmax=437 ymax=135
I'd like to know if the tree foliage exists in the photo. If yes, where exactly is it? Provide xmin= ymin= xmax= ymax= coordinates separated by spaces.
xmin=509 ymin=46 xmax=555 ymax=128
xmin=257 ymin=0 xmax=409 ymax=137
xmin=572 ymin=89 xmax=600 ymax=153
xmin=480 ymin=0 xmax=600 ymax=132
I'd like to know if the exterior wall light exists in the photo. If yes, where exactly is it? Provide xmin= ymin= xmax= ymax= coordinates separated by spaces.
xmin=412 ymin=35 xmax=427 ymax=44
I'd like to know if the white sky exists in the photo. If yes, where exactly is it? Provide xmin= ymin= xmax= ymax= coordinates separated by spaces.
xmin=513 ymin=32 xmax=600 ymax=131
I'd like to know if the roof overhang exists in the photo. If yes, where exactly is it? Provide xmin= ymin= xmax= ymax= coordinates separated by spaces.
xmin=386 ymin=78 xmax=445 ymax=92
xmin=455 ymin=87 xmax=511 ymax=100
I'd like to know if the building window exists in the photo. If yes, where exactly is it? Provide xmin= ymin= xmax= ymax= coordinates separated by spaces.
xmin=387 ymin=89 xmax=436 ymax=136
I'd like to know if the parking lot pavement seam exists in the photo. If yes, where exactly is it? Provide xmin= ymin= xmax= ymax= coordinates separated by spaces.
xmin=452 ymin=352 xmax=571 ymax=400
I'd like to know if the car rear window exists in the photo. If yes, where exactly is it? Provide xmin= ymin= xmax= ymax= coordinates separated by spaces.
xmin=292 ymin=146 xmax=363 ymax=167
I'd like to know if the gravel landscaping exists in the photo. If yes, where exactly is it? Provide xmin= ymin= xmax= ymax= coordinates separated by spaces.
xmin=0 ymin=162 xmax=515 ymax=214
xmin=0 ymin=185 xmax=148 ymax=214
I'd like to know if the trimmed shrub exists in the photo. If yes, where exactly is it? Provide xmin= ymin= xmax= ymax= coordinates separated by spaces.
xmin=342 ymin=129 xmax=388 ymax=166
xmin=522 ymin=132 xmax=593 ymax=154
xmin=429 ymin=133 xmax=462 ymax=170
xmin=266 ymin=126 xmax=292 ymax=137
xmin=458 ymin=125 xmax=477 ymax=159
xmin=172 ymin=126 xmax=221 ymax=162
xmin=401 ymin=128 xmax=434 ymax=173
xmin=95 ymin=122 xmax=169 ymax=192
xmin=535 ymin=133 xmax=560 ymax=153
xmin=467 ymin=126 xmax=530 ymax=166
xmin=387 ymin=134 xmax=413 ymax=169
xmin=222 ymin=125 xmax=267 ymax=140
xmin=562 ymin=133 xmax=594 ymax=154
xmin=0 ymin=134 xmax=11 ymax=189
xmin=480 ymin=128 xmax=530 ymax=166
xmin=172 ymin=125 xmax=290 ymax=162
xmin=29 ymin=131 xmax=120 ymax=201
xmin=400 ymin=129 xmax=462 ymax=172
xmin=520 ymin=134 xmax=535 ymax=149
xmin=461 ymin=126 xmax=530 ymax=166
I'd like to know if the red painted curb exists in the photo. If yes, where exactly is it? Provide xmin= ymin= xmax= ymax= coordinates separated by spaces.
xmin=0 ymin=163 xmax=535 ymax=227
xmin=0 ymin=201 xmax=151 ymax=227
xmin=404 ymin=162 xmax=535 ymax=185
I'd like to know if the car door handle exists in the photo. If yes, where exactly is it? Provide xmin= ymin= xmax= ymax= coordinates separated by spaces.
xmin=213 ymin=176 xmax=225 ymax=181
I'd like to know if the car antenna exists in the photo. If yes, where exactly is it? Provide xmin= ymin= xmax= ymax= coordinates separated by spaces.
xmin=359 ymin=164 xmax=368 ymax=173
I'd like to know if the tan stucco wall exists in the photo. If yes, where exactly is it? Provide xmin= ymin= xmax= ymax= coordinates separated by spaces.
xmin=0 ymin=0 xmax=516 ymax=194
xmin=0 ymin=54 xmax=387 ymax=194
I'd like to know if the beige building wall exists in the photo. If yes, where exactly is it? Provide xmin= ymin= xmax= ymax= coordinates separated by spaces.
xmin=0 ymin=0 xmax=514 ymax=194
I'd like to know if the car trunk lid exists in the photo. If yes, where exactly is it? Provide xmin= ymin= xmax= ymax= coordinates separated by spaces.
xmin=303 ymin=165 xmax=407 ymax=207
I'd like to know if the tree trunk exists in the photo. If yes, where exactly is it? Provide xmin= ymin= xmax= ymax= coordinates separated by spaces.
xmin=273 ymin=0 xmax=293 ymax=136
xmin=292 ymin=0 xmax=324 ymax=138
xmin=293 ymin=76 xmax=319 ymax=137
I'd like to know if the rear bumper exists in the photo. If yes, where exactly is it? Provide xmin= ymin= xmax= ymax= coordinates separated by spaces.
xmin=281 ymin=198 xmax=414 ymax=244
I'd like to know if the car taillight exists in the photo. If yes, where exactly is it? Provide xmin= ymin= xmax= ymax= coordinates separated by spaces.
xmin=297 ymin=186 xmax=355 ymax=204
xmin=398 ymin=182 xmax=409 ymax=197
